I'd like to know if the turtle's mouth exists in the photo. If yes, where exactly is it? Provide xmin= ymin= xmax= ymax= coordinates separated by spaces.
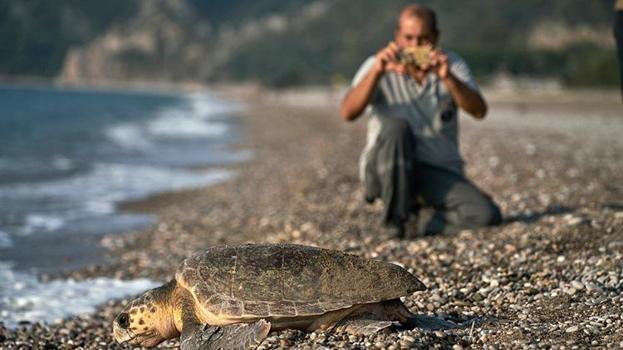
xmin=113 ymin=325 xmax=162 ymax=347
xmin=112 ymin=324 xmax=135 ymax=343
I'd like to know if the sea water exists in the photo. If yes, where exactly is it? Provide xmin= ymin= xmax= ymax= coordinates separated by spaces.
xmin=0 ymin=84 xmax=248 ymax=328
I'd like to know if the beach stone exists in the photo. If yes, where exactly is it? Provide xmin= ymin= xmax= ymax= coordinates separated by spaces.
xmin=607 ymin=241 xmax=623 ymax=250
xmin=565 ymin=215 xmax=588 ymax=226
xmin=565 ymin=287 xmax=577 ymax=295
xmin=401 ymin=335 xmax=415 ymax=343
xmin=565 ymin=326 xmax=580 ymax=333
xmin=585 ymin=283 xmax=603 ymax=293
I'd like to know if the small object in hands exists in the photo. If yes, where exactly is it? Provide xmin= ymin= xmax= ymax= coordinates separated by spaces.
xmin=112 ymin=243 xmax=428 ymax=350
xmin=397 ymin=46 xmax=433 ymax=68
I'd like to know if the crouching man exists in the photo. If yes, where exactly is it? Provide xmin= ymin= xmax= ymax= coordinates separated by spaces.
xmin=340 ymin=4 xmax=502 ymax=238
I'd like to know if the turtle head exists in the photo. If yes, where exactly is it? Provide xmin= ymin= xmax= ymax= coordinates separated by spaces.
xmin=113 ymin=281 xmax=179 ymax=347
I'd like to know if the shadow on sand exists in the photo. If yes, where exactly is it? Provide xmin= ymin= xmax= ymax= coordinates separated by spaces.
xmin=503 ymin=205 xmax=574 ymax=224
xmin=402 ymin=314 xmax=496 ymax=330
xmin=602 ymin=203 xmax=623 ymax=211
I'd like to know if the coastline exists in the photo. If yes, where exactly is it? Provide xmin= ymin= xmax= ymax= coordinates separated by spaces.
xmin=2 ymin=75 xmax=621 ymax=107
xmin=1 ymin=85 xmax=623 ymax=348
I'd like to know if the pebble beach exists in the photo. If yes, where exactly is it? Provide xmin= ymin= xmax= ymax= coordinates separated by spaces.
xmin=1 ymin=87 xmax=622 ymax=349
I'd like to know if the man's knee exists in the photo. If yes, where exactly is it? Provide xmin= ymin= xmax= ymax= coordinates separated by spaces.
xmin=460 ymin=199 xmax=502 ymax=228
xmin=485 ymin=202 xmax=503 ymax=226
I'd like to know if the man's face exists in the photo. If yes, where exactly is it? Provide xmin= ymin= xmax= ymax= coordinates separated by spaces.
xmin=395 ymin=16 xmax=438 ymax=48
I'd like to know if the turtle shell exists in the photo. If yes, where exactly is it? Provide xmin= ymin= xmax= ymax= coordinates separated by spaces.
xmin=175 ymin=243 xmax=425 ymax=320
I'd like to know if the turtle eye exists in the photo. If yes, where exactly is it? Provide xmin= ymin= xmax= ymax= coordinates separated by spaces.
xmin=117 ymin=313 xmax=130 ymax=329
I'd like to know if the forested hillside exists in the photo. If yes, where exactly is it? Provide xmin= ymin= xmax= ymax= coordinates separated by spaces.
xmin=0 ymin=0 xmax=617 ymax=87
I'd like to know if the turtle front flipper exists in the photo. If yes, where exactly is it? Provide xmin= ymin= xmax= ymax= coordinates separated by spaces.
xmin=334 ymin=318 xmax=396 ymax=335
xmin=180 ymin=320 xmax=271 ymax=350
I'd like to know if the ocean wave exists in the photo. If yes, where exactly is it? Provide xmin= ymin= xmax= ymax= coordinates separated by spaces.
xmin=185 ymin=92 xmax=243 ymax=116
xmin=23 ymin=214 xmax=65 ymax=234
xmin=51 ymin=155 xmax=73 ymax=171
xmin=0 ymin=156 xmax=79 ymax=183
xmin=1 ymin=164 xmax=233 ymax=201
xmin=0 ymin=164 xmax=234 ymax=235
xmin=106 ymin=94 xmax=240 ymax=151
xmin=0 ymin=262 xmax=160 ymax=329
xmin=147 ymin=112 xmax=228 ymax=137
xmin=106 ymin=123 xmax=153 ymax=151
xmin=0 ymin=230 xmax=13 ymax=248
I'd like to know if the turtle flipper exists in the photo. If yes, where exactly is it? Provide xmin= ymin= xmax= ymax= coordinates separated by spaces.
xmin=180 ymin=320 xmax=271 ymax=350
xmin=382 ymin=299 xmax=457 ymax=330
xmin=334 ymin=318 xmax=395 ymax=335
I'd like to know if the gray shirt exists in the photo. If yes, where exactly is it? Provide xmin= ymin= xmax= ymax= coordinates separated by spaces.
xmin=351 ymin=51 xmax=479 ymax=179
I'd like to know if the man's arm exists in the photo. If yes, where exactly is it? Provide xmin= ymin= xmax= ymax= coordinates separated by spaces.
xmin=340 ymin=42 xmax=405 ymax=122
xmin=442 ymin=72 xmax=488 ymax=119
xmin=430 ymin=50 xmax=488 ymax=119
xmin=340 ymin=67 xmax=383 ymax=122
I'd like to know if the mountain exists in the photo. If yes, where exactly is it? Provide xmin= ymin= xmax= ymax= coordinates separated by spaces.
xmin=0 ymin=0 xmax=618 ymax=87
xmin=0 ymin=0 xmax=137 ymax=76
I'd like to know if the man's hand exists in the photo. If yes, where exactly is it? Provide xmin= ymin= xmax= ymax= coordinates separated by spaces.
xmin=428 ymin=49 xmax=449 ymax=80
xmin=427 ymin=49 xmax=488 ymax=119
xmin=374 ymin=42 xmax=408 ymax=75
xmin=341 ymin=43 xmax=405 ymax=121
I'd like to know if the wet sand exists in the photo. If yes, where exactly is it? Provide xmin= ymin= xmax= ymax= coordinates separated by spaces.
xmin=1 ymin=87 xmax=622 ymax=348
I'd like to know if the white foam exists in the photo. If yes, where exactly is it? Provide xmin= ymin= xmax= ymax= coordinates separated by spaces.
xmin=185 ymin=92 xmax=243 ymax=116
xmin=106 ymin=94 xmax=241 ymax=150
xmin=0 ymin=156 xmax=78 ymax=179
xmin=23 ymin=214 xmax=65 ymax=234
xmin=106 ymin=123 xmax=153 ymax=151
xmin=0 ymin=261 xmax=160 ymax=329
xmin=147 ymin=113 xmax=228 ymax=137
xmin=51 ymin=155 xmax=73 ymax=171
xmin=2 ymin=164 xmax=232 ymax=206
xmin=147 ymin=94 xmax=233 ymax=138
xmin=0 ymin=230 xmax=13 ymax=248
xmin=84 ymin=199 xmax=116 ymax=215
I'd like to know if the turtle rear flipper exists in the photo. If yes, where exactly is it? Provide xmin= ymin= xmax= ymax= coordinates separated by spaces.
xmin=180 ymin=319 xmax=271 ymax=350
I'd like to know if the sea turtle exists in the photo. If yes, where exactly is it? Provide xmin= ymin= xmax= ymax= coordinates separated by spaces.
xmin=112 ymin=243 xmax=428 ymax=349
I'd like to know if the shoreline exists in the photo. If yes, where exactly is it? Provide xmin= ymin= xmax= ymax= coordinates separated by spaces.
xmin=0 ymin=214 xmax=155 ymax=275
xmin=2 ymin=77 xmax=620 ymax=107
xmin=1 ymin=86 xmax=623 ymax=348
